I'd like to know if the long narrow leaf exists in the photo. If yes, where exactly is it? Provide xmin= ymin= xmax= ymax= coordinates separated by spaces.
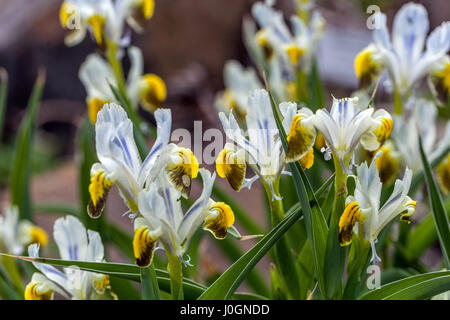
xmin=359 ymin=271 xmax=450 ymax=300
xmin=418 ymin=134 xmax=450 ymax=268
xmin=198 ymin=175 xmax=333 ymax=300
xmin=10 ymin=70 xmax=45 ymax=221
xmin=0 ymin=67 xmax=8 ymax=142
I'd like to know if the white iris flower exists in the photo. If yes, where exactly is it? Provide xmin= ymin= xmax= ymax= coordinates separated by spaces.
xmin=355 ymin=3 xmax=450 ymax=98
xmin=59 ymin=0 xmax=156 ymax=47
xmin=338 ymin=153 xmax=416 ymax=263
xmin=251 ymin=1 xmax=325 ymax=71
xmin=0 ymin=206 xmax=48 ymax=255
xmin=79 ymin=46 xmax=166 ymax=123
xmin=25 ymin=216 xmax=115 ymax=300
xmin=133 ymin=168 xmax=235 ymax=266
xmin=393 ymin=99 xmax=450 ymax=174
xmin=87 ymin=103 xmax=171 ymax=218
xmin=311 ymin=97 xmax=392 ymax=172
xmin=217 ymin=89 xmax=316 ymax=199
xmin=215 ymin=60 xmax=263 ymax=121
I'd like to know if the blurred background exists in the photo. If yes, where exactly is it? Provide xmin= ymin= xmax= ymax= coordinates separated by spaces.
xmin=0 ymin=0 xmax=448 ymax=287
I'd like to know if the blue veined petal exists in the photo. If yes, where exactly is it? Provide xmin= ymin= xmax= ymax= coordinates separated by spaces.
xmin=138 ymin=108 xmax=172 ymax=186
xmin=177 ymin=169 xmax=216 ymax=244
xmin=53 ymin=216 xmax=88 ymax=262
xmin=392 ymin=3 xmax=429 ymax=64
xmin=28 ymin=244 xmax=69 ymax=290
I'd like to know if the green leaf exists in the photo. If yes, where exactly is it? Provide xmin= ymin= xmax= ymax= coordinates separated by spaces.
xmin=10 ymin=70 xmax=45 ymax=221
xmin=198 ymin=203 xmax=304 ymax=300
xmin=33 ymin=203 xmax=81 ymax=217
xmin=197 ymin=175 xmax=333 ymax=300
xmin=0 ymin=67 xmax=8 ymax=142
xmin=418 ymin=133 xmax=450 ymax=268
xmin=140 ymin=265 xmax=161 ymax=300
xmin=108 ymin=275 xmax=141 ymax=300
xmin=359 ymin=271 xmax=450 ymax=300
xmin=267 ymin=86 xmax=329 ymax=298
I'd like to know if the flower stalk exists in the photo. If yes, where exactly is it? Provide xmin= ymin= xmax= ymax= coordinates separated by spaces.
xmin=166 ymin=251 xmax=183 ymax=300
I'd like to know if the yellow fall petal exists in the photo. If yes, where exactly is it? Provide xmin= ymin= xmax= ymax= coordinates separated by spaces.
xmin=133 ymin=226 xmax=159 ymax=267
xmin=437 ymin=153 xmax=450 ymax=194
xmin=140 ymin=74 xmax=167 ymax=112
xmin=204 ymin=202 xmax=235 ymax=239
xmin=338 ymin=201 xmax=361 ymax=246
xmin=24 ymin=283 xmax=53 ymax=300
xmin=87 ymin=14 xmax=106 ymax=45
xmin=215 ymin=148 xmax=246 ymax=191
xmin=286 ymin=114 xmax=316 ymax=162
xmin=88 ymin=97 xmax=108 ymax=124
xmin=88 ymin=170 xmax=113 ymax=218
xmin=166 ymin=148 xmax=199 ymax=198
xmin=299 ymin=148 xmax=314 ymax=170
xmin=284 ymin=44 xmax=304 ymax=66
xmin=354 ymin=46 xmax=380 ymax=88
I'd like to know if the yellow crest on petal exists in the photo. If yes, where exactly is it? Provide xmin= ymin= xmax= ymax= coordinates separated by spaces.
xmin=204 ymin=202 xmax=235 ymax=239
xmin=299 ymin=148 xmax=314 ymax=170
xmin=286 ymin=114 xmax=316 ymax=162
xmin=434 ymin=63 xmax=450 ymax=96
xmin=59 ymin=2 xmax=74 ymax=29
xmin=24 ymin=283 xmax=53 ymax=300
xmin=29 ymin=226 xmax=48 ymax=248
xmin=92 ymin=274 xmax=111 ymax=295
xmin=133 ymin=226 xmax=159 ymax=267
xmin=141 ymin=0 xmax=155 ymax=19
xmin=88 ymin=170 xmax=113 ymax=219
xmin=437 ymin=153 xmax=450 ymax=194
xmin=87 ymin=14 xmax=106 ymax=46
xmin=338 ymin=201 xmax=361 ymax=246
xmin=140 ymin=74 xmax=167 ymax=112
xmin=373 ymin=117 xmax=393 ymax=145
xmin=87 ymin=97 xmax=108 ymax=124
xmin=215 ymin=148 xmax=246 ymax=191
xmin=166 ymin=148 xmax=199 ymax=198
xmin=284 ymin=44 xmax=304 ymax=66
xmin=354 ymin=47 xmax=380 ymax=88
xmin=255 ymin=29 xmax=274 ymax=61
xmin=400 ymin=200 xmax=416 ymax=224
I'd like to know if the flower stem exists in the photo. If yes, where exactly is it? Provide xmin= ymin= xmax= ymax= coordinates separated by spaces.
xmin=166 ymin=251 xmax=183 ymax=300
xmin=263 ymin=178 xmax=301 ymax=299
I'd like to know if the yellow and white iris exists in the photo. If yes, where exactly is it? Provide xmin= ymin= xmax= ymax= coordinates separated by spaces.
xmin=355 ymin=3 xmax=450 ymax=97
xmin=79 ymin=46 xmax=167 ymax=122
xmin=59 ymin=0 xmax=156 ymax=47
xmin=392 ymin=99 xmax=450 ymax=174
xmin=132 ymin=169 xmax=235 ymax=266
xmin=311 ymin=96 xmax=393 ymax=172
xmin=87 ymin=103 xmax=172 ymax=218
xmin=0 ymin=206 xmax=47 ymax=255
xmin=217 ymin=89 xmax=314 ymax=199
xmin=338 ymin=154 xmax=416 ymax=263
xmin=25 ymin=216 xmax=116 ymax=300
xmin=251 ymin=1 xmax=325 ymax=71
xmin=215 ymin=60 xmax=263 ymax=122
xmin=127 ymin=46 xmax=167 ymax=112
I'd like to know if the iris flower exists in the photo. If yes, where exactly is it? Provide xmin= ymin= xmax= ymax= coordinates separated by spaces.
xmin=59 ymin=0 xmax=156 ymax=47
xmin=392 ymin=99 xmax=450 ymax=174
xmin=0 ymin=206 xmax=47 ymax=255
xmin=88 ymin=103 xmax=199 ymax=219
xmin=133 ymin=168 xmax=235 ymax=266
xmin=251 ymin=1 xmax=325 ymax=71
xmin=79 ymin=46 xmax=166 ymax=123
xmin=215 ymin=60 xmax=262 ymax=122
xmin=25 ymin=216 xmax=115 ymax=300
xmin=338 ymin=153 xmax=416 ymax=263
xmin=217 ymin=89 xmax=315 ymax=199
xmin=311 ymin=96 xmax=392 ymax=172
xmin=355 ymin=2 xmax=450 ymax=99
